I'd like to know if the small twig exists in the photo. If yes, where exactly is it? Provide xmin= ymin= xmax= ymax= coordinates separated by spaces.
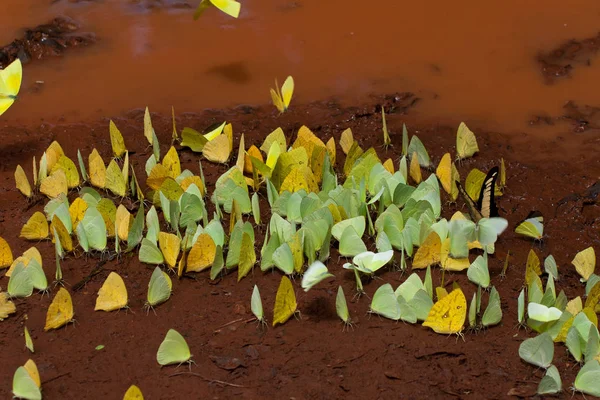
xmin=168 ymin=372 xmax=246 ymax=388
xmin=72 ymin=260 xmax=107 ymax=291
xmin=42 ymin=371 xmax=71 ymax=385
xmin=213 ymin=317 xmax=254 ymax=333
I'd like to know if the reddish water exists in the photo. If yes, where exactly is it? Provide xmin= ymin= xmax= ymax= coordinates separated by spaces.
xmin=2 ymin=0 xmax=600 ymax=134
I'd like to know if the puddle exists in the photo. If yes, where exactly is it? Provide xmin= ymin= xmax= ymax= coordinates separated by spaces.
xmin=2 ymin=0 xmax=600 ymax=136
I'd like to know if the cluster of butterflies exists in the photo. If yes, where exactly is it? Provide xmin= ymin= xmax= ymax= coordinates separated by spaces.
xmin=5 ymin=100 xmax=592 ymax=399
xmin=511 ymin=246 xmax=600 ymax=396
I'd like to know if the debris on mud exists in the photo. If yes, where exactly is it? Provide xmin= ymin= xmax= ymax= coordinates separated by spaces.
xmin=537 ymin=32 xmax=600 ymax=84
xmin=0 ymin=17 xmax=95 ymax=68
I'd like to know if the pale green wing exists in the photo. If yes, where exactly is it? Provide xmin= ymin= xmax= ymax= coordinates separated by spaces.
xmin=518 ymin=332 xmax=554 ymax=368
xmin=251 ymin=285 xmax=264 ymax=322
xmin=209 ymin=245 xmax=224 ymax=280
xmin=126 ymin=207 xmax=145 ymax=251
xmin=566 ymin=326 xmax=583 ymax=362
xmin=28 ymin=259 xmax=48 ymax=291
xmin=481 ymin=286 xmax=502 ymax=327
xmin=139 ymin=238 xmax=165 ymax=265
xmin=468 ymin=292 xmax=477 ymax=328
xmin=145 ymin=206 xmax=160 ymax=245
xmin=301 ymin=261 xmax=334 ymax=292
xmin=407 ymin=135 xmax=431 ymax=168
xmin=8 ymin=262 xmax=33 ymax=298
xmin=272 ymin=243 xmax=294 ymax=275
xmin=338 ymin=226 xmax=367 ymax=257
xmin=476 ymin=217 xmax=508 ymax=246
xmin=82 ymin=207 xmax=107 ymax=251
xmin=157 ymin=329 xmax=191 ymax=366
xmin=544 ymin=255 xmax=559 ymax=281
xmin=467 ymin=254 xmax=490 ymax=289
xmin=336 ymin=286 xmax=350 ymax=324
xmin=537 ymin=365 xmax=561 ymax=395
xmin=147 ymin=267 xmax=171 ymax=306
xmin=574 ymin=360 xmax=600 ymax=396
xmin=527 ymin=303 xmax=561 ymax=323
xmin=331 ymin=216 xmax=366 ymax=241
xmin=517 ymin=289 xmax=525 ymax=324
xmin=370 ymin=283 xmax=401 ymax=320
xmin=252 ymin=192 xmax=261 ymax=225
xmin=12 ymin=366 xmax=41 ymax=400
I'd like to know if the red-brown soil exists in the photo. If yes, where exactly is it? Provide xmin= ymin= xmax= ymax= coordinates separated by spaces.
xmin=1 ymin=96 xmax=599 ymax=399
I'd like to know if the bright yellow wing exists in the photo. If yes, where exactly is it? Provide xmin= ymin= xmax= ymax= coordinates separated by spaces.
xmin=526 ymin=249 xmax=542 ymax=275
xmin=158 ymin=232 xmax=181 ymax=269
xmin=89 ymin=149 xmax=107 ymax=189
xmin=187 ymin=234 xmax=216 ymax=273
xmin=14 ymin=165 xmax=32 ymax=198
xmin=23 ymin=359 xmax=41 ymax=388
xmin=45 ymin=141 xmax=65 ymax=171
xmin=456 ymin=122 xmax=479 ymax=160
xmin=51 ymin=155 xmax=80 ymax=188
xmin=20 ymin=212 xmax=49 ymax=240
xmin=0 ymin=236 xmax=13 ymax=269
xmin=69 ymin=197 xmax=88 ymax=231
xmin=0 ymin=58 xmax=22 ymax=116
xmin=162 ymin=146 xmax=181 ymax=179
xmin=123 ymin=384 xmax=144 ymax=400
xmin=422 ymin=288 xmax=467 ymax=334
xmin=210 ymin=0 xmax=241 ymax=18
xmin=109 ymin=120 xmax=127 ymax=158
xmin=412 ymin=231 xmax=441 ymax=269
xmin=40 ymin=169 xmax=68 ymax=199
xmin=273 ymin=276 xmax=297 ymax=326
xmin=51 ymin=215 xmax=73 ymax=252
xmin=280 ymin=76 xmax=294 ymax=110
xmin=339 ymin=128 xmax=354 ymax=155
xmin=44 ymin=287 xmax=74 ymax=331
xmin=95 ymin=272 xmax=128 ymax=311
xmin=115 ymin=205 xmax=131 ymax=242
xmin=0 ymin=292 xmax=16 ymax=320
xmin=572 ymin=247 xmax=596 ymax=282
xmin=409 ymin=151 xmax=422 ymax=184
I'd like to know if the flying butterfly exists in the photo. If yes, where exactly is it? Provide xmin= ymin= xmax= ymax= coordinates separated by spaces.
xmin=270 ymin=76 xmax=294 ymax=114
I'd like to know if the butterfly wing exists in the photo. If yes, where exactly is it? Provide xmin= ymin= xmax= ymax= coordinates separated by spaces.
xmin=272 ymin=276 xmax=297 ymax=326
xmin=157 ymin=329 xmax=191 ymax=366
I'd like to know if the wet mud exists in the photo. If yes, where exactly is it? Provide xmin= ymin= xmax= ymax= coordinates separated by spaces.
xmin=538 ymin=32 xmax=600 ymax=84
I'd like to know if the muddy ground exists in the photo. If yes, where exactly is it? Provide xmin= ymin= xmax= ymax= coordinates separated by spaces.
xmin=0 ymin=93 xmax=599 ymax=399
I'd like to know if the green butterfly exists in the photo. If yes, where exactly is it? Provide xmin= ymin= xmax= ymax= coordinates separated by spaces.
xmin=301 ymin=261 xmax=334 ymax=292
xmin=12 ymin=366 xmax=41 ymax=400
xmin=157 ymin=329 xmax=192 ymax=366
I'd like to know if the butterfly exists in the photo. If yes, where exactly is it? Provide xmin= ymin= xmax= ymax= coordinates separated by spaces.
xmin=514 ymin=211 xmax=544 ymax=240
xmin=95 ymin=272 xmax=128 ymax=312
xmin=123 ymin=385 xmax=144 ymax=400
xmin=156 ymin=329 xmax=192 ymax=366
xmin=0 ymin=58 xmax=23 ymax=116
xmin=44 ymin=287 xmax=74 ymax=331
xmin=456 ymin=122 xmax=479 ymax=160
xmin=270 ymin=76 xmax=294 ymax=114
xmin=456 ymin=166 xmax=499 ymax=222
xmin=272 ymin=276 xmax=298 ymax=326
xmin=422 ymin=288 xmax=467 ymax=335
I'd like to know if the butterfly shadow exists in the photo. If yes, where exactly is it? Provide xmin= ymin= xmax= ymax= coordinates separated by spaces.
xmin=205 ymin=61 xmax=251 ymax=85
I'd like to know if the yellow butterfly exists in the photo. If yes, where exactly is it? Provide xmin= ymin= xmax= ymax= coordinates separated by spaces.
xmin=0 ymin=236 xmax=13 ymax=269
xmin=14 ymin=165 xmax=33 ymax=199
xmin=187 ymin=234 xmax=216 ymax=273
xmin=109 ymin=120 xmax=127 ymax=158
xmin=203 ymin=134 xmax=231 ymax=164
xmin=237 ymin=232 xmax=256 ymax=281
xmin=0 ymin=58 xmax=22 ymax=116
xmin=6 ymin=247 xmax=42 ymax=277
xmin=44 ymin=287 xmax=74 ymax=331
xmin=273 ymin=276 xmax=298 ymax=326
xmin=158 ymin=232 xmax=181 ymax=269
xmin=435 ymin=152 xmax=460 ymax=201
xmin=194 ymin=0 xmax=241 ymax=19
xmin=69 ymin=197 xmax=88 ymax=231
xmin=95 ymin=272 xmax=128 ymax=312
xmin=572 ymin=247 xmax=595 ymax=282
xmin=270 ymin=76 xmax=294 ymax=114
xmin=409 ymin=151 xmax=422 ymax=184
xmin=0 ymin=292 xmax=16 ymax=320
xmin=123 ymin=384 xmax=144 ymax=400
xmin=51 ymin=155 xmax=80 ymax=188
xmin=326 ymin=137 xmax=336 ymax=165
xmin=422 ymin=288 xmax=467 ymax=335
xmin=412 ymin=231 xmax=441 ymax=269
xmin=51 ymin=215 xmax=73 ymax=253
xmin=89 ymin=149 xmax=107 ymax=189
xmin=339 ymin=128 xmax=354 ymax=155
xmin=40 ymin=169 xmax=68 ymax=199
xmin=20 ymin=212 xmax=49 ymax=241
xmin=162 ymin=146 xmax=182 ymax=179
xmin=115 ymin=205 xmax=132 ymax=242
xmin=23 ymin=359 xmax=41 ymax=388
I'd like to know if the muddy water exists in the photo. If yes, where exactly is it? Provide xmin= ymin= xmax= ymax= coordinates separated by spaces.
xmin=2 ymin=0 xmax=600 ymax=135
